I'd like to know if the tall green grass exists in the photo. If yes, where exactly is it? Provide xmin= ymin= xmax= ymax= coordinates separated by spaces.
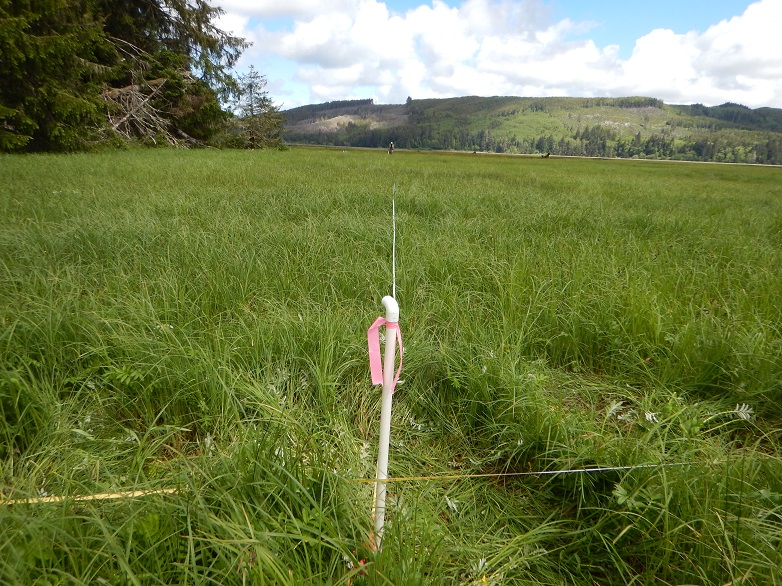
xmin=1 ymin=148 xmax=781 ymax=584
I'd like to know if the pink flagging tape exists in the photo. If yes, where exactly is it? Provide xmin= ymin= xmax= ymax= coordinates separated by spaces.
xmin=367 ymin=317 xmax=403 ymax=391
xmin=367 ymin=316 xmax=386 ymax=384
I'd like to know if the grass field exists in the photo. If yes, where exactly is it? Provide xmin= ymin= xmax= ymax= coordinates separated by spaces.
xmin=1 ymin=147 xmax=782 ymax=584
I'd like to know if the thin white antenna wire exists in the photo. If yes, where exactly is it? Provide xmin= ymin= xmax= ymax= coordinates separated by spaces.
xmin=392 ymin=184 xmax=397 ymax=300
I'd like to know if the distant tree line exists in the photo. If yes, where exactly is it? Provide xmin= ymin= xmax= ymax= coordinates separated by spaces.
xmin=286 ymin=122 xmax=782 ymax=165
xmin=676 ymin=103 xmax=782 ymax=133
xmin=579 ymin=97 xmax=664 ymax=109
xmin=284 ymin=96 xmax=782 ymax=164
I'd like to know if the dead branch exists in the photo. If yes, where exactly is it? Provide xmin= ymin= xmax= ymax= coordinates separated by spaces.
xmin=102 ymin=77 xmax=172 ymax=145
xmin=101 ymin=74 xmax=202 ymax=146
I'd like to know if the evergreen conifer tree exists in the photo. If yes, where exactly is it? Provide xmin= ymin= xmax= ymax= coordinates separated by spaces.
xmin=232 ymin=65 xmax=284 ymax=149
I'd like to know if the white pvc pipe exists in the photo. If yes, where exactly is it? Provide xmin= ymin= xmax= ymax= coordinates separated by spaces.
xmin=373 ymin=295 xmax=399 ymax=548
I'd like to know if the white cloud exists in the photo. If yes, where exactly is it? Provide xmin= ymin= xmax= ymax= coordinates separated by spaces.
xmin=617 ymin=29 xmax=703 ymax=101
xmin=214 ymin=0 xmax=357 ymax=19
xmin=213 ymin=11 xmax=252 ymax=43
xmin=214 ymin=0 xmax=782 ymax=108
xmin=460 ymin=0 xmax=551 ymax=36
xmin=696 ymin=1 xmax=782 ymax=78
xmin=617 ymin=0 xmax=782 ymax=106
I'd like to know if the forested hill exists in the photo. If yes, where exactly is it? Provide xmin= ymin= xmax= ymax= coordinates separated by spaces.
xmin=283 ymin=96 xmax=782 ymax=164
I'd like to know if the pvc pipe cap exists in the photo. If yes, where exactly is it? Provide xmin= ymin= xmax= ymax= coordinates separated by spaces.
xmin=381 ymin=296 xmax=399 ymax=322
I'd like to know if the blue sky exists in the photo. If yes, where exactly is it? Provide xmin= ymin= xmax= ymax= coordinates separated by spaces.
xmin=214 ymin=0 xmax=781 ymax=109
xmin=549 ymin=0 xmax=754 ymax=59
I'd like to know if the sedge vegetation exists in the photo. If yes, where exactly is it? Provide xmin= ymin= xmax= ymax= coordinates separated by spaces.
xmin=1 ymin=148 xmax=781 ymax=584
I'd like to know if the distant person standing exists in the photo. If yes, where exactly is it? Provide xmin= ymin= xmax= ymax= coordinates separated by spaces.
xmin=388 ymin=141 xmax=394 ymax=154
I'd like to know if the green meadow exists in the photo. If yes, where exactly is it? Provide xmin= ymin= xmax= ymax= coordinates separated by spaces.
xmin=1 ymin=147 xmax=781 ymax=585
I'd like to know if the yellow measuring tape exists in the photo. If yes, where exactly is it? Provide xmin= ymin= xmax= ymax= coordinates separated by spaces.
xmin=355 ymin=463 xmax=686 ymax=484
xmin=1 ymin=464 xmax=687 ymax=505
xmin=0 ymin=488 xmax=178 ymax=506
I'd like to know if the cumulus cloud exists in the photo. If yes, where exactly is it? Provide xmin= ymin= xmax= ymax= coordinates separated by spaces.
xmin=214 ymin=0 xmax=782 ymax=108
xmin=617 ymin=0 xmax=782 ymax=106
xmin=214 ymin=0 xmax=357 ymax=19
